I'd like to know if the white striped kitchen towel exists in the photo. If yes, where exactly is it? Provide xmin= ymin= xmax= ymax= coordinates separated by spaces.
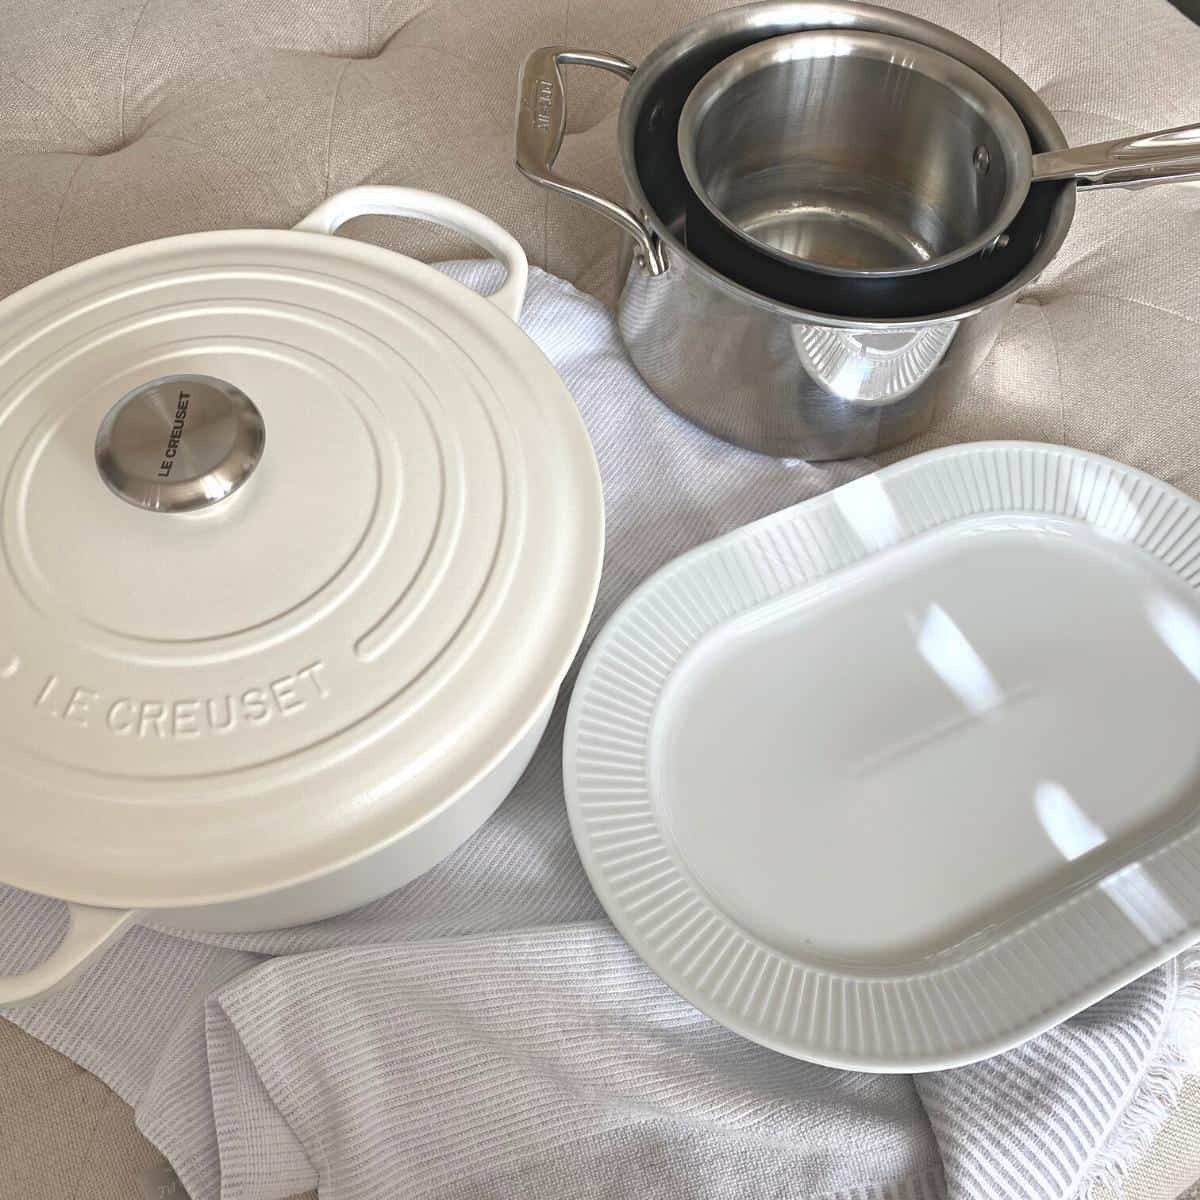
xmin=2 ymin=262 xmax=1199 ymax=1200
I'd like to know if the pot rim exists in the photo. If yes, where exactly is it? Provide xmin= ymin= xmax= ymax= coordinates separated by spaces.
xmin=616 ymin=0 xmax=1075 ymax=329
xmin=676 ymin=29 xmax=1035 ymax=280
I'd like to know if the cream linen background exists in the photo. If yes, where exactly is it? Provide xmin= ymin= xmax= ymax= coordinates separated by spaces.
xmin=0 ymin=0 xmax=1198 ymax=1196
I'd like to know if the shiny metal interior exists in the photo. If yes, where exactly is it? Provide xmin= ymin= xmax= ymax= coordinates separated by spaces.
xmin=618 ymin=2 xmax=1074 ymax=323
xmin=678 ymin=31 xmax=1030 ymax=277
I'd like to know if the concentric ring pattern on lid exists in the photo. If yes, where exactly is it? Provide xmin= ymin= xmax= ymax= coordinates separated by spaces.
xmin=0 ymin=230 xmax=603 ymax=910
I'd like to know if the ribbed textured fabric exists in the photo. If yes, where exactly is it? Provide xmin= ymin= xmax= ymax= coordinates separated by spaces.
xmin=1 ymin=263 xmax=1199 ymax=1200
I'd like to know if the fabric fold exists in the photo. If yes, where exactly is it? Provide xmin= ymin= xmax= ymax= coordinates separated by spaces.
xmin=205 ymin=925 xmax=941 ymax=1200
xmin=206 ymin=996 xmax=318 ymax=1200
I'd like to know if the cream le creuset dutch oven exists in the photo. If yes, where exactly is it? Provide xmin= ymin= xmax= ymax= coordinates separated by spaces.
xmin=0 ymin=187 xmax=604 ymax=1005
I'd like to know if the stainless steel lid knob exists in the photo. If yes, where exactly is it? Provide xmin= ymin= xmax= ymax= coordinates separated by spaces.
xmin=95 ymin=374 xmax=265 ymax=514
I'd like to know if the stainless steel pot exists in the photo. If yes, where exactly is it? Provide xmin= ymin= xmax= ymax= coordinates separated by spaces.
xmin=676 ymin=30 xmax=1200 ymax=281
xmin=515 ymin=2 xmax=1076 ymax=460
xmin=677 ymin=31 xmax=1027 ymax=277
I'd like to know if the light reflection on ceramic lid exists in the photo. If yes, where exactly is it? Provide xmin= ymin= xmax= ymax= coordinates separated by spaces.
xmin=564 ymin=443 xmax=1200 ymax=1070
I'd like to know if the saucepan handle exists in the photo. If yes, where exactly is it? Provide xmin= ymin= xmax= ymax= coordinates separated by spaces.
xmin=516 ymin=46 xmax=666 ymax=274
xmin=0 ymin=902 xmax=137 ymax=1007
xmin=295 ymin=186 xmax=530 ymax=322
xmin=1032 ymin=122 xmax=1200 ymax=189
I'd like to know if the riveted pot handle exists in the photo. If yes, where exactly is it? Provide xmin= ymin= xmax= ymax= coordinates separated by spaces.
xmin=1032 ymin=122 xmax=1200 ymax=189
xmin=0 ymin=903 xmax=136 ymax=1007
xmin=295 ymin=186 xmax=529 ymax=322
xmin=516 ymin=46 xmax=666 ymax=275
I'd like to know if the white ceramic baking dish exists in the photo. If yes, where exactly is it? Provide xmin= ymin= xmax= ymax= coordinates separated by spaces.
xmin=566 ymin=442 xmax=1200 ymax=1069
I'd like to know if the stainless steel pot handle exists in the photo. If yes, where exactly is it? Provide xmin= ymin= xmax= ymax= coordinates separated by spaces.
xmin=1032 ymin=122 xmax=1200 ymax=188
xmin=516 ymin=46 xmax=667 ymax=274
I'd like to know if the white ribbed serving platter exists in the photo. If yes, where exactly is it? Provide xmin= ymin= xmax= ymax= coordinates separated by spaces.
xmin=564 ymin=442 xmax=1200 ymax=1071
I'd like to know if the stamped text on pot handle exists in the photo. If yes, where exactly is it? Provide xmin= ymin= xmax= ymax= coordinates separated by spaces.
xmin=515 ymin=46 xmax=666 ymax=274
xmin=1033 ymin=122 xmax=1200 ymax=189
xmin=294 ymin=186 xmax=529 ymax=322
xmin=0 ymin=902 xmax=136 ymax=1007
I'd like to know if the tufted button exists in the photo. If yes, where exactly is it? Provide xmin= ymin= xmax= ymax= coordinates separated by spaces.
xmin=312 ymin=39 xmax=389 ymax=61
xmin=88 ymin=137 xmax=133 ymax=157
xmin=356 ymin=22 xmax=411 ymax=60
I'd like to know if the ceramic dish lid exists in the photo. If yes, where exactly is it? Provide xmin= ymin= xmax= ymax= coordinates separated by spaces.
xmin=565 ymin=443 xmax=1200 ymax=1070
xmin=0 ymin=187 xmax=603 ymax=911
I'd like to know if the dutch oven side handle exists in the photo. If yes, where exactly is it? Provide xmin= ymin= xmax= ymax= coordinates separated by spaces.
xmin=0 ymin=903 xmax=137 ymax=1007
xmin=515 ymin=46 xmax=667 ymax=275
xmin=295 ymin=186 xmax=530 ymax=323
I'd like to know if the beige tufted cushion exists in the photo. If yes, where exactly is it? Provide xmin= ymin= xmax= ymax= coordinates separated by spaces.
xmin=0 ymin=0 xmax=1198 ymax=1197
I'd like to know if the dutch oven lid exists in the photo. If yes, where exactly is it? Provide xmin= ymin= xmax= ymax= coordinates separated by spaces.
xmin=0 ymin=189 xmax=603 ymax=911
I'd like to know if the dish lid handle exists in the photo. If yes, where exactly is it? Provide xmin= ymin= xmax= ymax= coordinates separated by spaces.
xmin=0 ymin=902 xmax=136 ymax=1006
xmin=294 ymin=186 xmax=529 ymax=322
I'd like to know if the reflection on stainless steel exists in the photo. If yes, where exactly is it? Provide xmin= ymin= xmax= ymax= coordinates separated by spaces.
xmin=677 ymin=31 xmax=1026 ymax=277
xmin=1147 ymin=594 xmax=1200 ymax=683
xmin=1032 ymin=123 xmax=1200 ymax=189
xmin=94 ymin=374 xmax=265 ymax=514
xmin=791 ymin=324 xmax=957 ymax=403
xmin=516 ymin=4 xmax=1077 ymax=459
xmin=1034 ymin=781 xmax=1187 ymax=945
xmin=616 ymin=251 xmax=1008 ymax=458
